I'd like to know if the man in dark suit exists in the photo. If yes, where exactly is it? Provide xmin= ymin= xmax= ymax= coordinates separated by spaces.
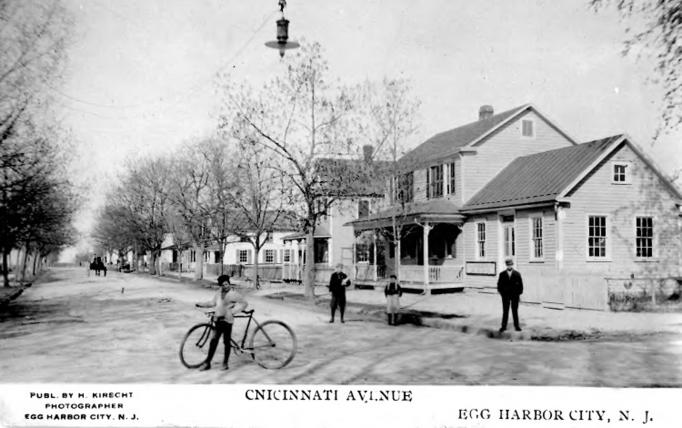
xmin=328 ymin=263 xmax=351 ymax=323
xmin=497 ymin=258 xmax=523 ymax=332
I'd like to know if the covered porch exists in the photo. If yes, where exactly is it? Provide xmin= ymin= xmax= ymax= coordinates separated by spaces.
xmin=347 ymin=200 xmax=466 ymax=294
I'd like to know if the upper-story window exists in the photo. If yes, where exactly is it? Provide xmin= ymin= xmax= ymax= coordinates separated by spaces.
xmin=395 ymin=172 xmax=414 ymax=203
xmin=426 ymin=164 xmax=444 ymax=199
xmin=521 ymin=119 xmax=535 ymax=138
xmin=448 ymin=162 xmax=456 ymax=194
xmin=358 ymin=200 xmax=370 ymax=219
xmin=612 ymin=162 xmax=631 ymax=184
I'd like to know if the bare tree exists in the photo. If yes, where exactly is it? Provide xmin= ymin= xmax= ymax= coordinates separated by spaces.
xmin=166 ymin=140 xmax=215 ymax=280
xmin=110 ymin=157 xmax=173 ymax=276
xmin=353 ymin=78 xmax=421 ymax=275
xmin=217 ymin=42 xmax=363 ymax=299
xmin=229 ymin=129 xmax=296 ymax=288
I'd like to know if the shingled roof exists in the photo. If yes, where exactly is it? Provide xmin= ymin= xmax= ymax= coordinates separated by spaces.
xmin=461 ymin=135 xmax=623 ymax=212
xmin=400 ymin=104 xmax=531 ymax=168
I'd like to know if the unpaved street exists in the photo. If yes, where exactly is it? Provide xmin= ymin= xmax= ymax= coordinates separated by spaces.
xmin=0 ymin=268 xmax=680 ymax=386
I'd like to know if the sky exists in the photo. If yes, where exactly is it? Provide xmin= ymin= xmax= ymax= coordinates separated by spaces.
xmin=54 ymin=0 xmax=681 ymax=257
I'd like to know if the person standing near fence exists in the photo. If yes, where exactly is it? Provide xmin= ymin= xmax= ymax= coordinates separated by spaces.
xmin=497 ymin=258 xmax=523 ymax=333
xmin=328 ymin=263 xmax=351 ymax=323
xmin=384 ymin=274 xmax=402 ymax=326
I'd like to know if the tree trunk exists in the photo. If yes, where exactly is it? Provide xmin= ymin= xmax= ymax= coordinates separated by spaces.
xmin=32 ymin=251 xmax=40 ymax=276
xmin=2 ymin=250 xmax=9 ymax=287
xmin=20 ymin=245 xmax=29 ymax=282
xmin=132 ymin=247 xmax=138 ymax=271
xmin=303 ymin=226 xmax=316 ymax=299
xmin=177 ymin=249 xmax=183 ymax=280
xmin=193 ymin=242 xmax=204 ymax=280
xmin=252 ymin=243 xmax=260 ymax=289
xmin=393 ymin=219 xmax=401 ymax=276
xmin=149 ymin=251 xmax=157 ymax=275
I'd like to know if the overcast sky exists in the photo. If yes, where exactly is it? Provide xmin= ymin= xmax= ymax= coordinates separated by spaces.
xmin=55 ymin=0 xmax=681 ymax=254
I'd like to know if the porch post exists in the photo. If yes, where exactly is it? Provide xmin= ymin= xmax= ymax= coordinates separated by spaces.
xmin=423 ymin=222 xmax=431 ymax=295
xmin=372 ymin=231 xmax=377 ymax=281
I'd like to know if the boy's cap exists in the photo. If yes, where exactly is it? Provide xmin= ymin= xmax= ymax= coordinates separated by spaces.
xmin=217 ymin=274 xmax=231 ymax=285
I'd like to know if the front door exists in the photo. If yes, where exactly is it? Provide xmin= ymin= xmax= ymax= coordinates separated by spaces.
xmin=501 ymin=215 xmax=515 ymax=260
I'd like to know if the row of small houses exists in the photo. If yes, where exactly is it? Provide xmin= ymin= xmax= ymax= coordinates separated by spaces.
xmin=109 ymin=104 xmax=682 ymax=311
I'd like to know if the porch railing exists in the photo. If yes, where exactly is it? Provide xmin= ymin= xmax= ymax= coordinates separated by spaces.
xmin=354 ymin=264 xmax=376 ymax=282
xmin=399 ymin=264 xmax=464 ymax=284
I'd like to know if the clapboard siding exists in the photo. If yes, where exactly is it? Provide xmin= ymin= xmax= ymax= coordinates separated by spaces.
xmin=462 ymin=111 xmax=574 ymax=202
xmin=463 ymin=214 xmax=499 ymax=288
xmin=561 ymin=143 xmax=682 ymax=277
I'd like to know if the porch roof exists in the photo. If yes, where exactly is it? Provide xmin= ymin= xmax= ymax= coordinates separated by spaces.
xmin=282 ymin=224 xmax=331 ymax=242
xmin=346 ymin=199 xmax=465 ymax=230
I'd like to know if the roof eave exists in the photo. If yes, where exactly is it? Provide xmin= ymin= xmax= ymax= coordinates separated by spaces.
xmin=460 ymin=200 xmax=557 ymax=214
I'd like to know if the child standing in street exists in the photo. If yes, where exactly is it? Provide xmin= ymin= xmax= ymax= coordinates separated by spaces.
xmin=384 ymin=274 xmax=402 ymax=326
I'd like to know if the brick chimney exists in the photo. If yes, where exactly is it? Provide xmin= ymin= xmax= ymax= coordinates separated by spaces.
xmin=362 ymin=144 xmax=373 ymax=163
xmin=479 ymin=105 xmax=494 ymax=120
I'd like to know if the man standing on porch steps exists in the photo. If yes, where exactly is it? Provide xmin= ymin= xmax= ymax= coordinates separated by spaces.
xmin=497 ymin=258 xmax=523 ymax=333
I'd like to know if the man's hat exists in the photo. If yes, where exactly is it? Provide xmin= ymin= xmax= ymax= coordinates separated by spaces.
xmin=505 ymin=258 xmax=514 ymax=266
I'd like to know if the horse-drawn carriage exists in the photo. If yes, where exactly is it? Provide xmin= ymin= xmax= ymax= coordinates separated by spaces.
xmin=89 ymin=256 xmax=107 ymax=276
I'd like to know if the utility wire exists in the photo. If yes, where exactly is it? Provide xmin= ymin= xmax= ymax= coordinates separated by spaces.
xmin=45 ymin=9 xmax=277 ymax=113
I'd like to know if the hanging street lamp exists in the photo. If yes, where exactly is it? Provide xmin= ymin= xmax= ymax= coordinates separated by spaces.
xmin=265 ymin=0 xmax=299 ymax=58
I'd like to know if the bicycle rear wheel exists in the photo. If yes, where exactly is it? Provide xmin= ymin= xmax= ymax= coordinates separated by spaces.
xmin=250 ymin=320 xmax=297 ymax=369
xmin=179 ymin=323 xmax=214 ymax=368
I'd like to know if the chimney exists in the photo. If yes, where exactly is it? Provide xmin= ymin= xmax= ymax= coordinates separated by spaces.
xmin=362 ymin=144 xmax=373 ymax=163
xmin=479 ymin=105 xmax=494 ymax=120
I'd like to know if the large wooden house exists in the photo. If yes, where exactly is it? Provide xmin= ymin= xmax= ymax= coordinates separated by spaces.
xmin=348 ymin=104 xmax=682 ymax=309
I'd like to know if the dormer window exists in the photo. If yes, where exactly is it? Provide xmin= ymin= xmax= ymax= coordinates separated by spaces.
xmin=521 ymin=119 xmax=535 ymax=138
xmin=612 ymin=162 xmax=631 ymax=184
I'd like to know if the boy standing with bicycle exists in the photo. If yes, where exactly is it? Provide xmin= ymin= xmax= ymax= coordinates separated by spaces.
xmin=195 ymin=274 xmax=248 ymax=371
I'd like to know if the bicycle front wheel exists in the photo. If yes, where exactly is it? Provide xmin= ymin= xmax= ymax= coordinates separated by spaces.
xmin=179 ymin=323 xmax=214 ymax=368
xmin=250 ymin=320 xmax=297 ymax=369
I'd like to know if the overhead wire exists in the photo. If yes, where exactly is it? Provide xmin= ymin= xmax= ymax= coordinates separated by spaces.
xmin=45 ymin=7 xmax=278 ymax=117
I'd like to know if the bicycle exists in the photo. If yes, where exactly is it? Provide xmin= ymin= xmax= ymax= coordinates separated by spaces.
xmin=179 ymin=309 xmax=297 ymax=370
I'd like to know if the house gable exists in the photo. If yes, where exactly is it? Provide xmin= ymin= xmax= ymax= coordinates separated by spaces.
xmin=560 ymin=138 xmax=682 ymax=276
xmin=461 ymin=108 xmax=577 ymax=202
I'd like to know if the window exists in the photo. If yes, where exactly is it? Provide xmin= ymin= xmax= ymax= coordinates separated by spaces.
xmin=238 ymin=249 xmax=249 ymax=264
xmin=636 ymin=217 xmax=653 ymax=258
xmin=265 ymin=249 xmax=275 ymax=263
xmin=314 ymin=238 xmax=329 ymax=264
xmin=521 ymin=119 xmax=534 ymax=137
xmin=612 ymin=162 xmax=631 ymax=184
xmin=531 ymin=217 xmax=543 ymax=259
xmin=283 ymin=249 xmax=291 ymax=263
xmin=395 ymin=172 xmax=414 ymax=203
xmin=428 ymin=165 xmax=443 ymax=198
xmin=588 ymin=216 xmax=607 ymax=258
xmin=356 ymin=244 xmax=370 ymax=263
xmin=476 ymin=222 xmax=486 ymax=258
xmin=448 ymin=162 xmax=456 ymax=194
xmin=358 ymin=200 xmax=370 ymax=219
xmin=190 ymin=250 xmax=196 ymax=263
